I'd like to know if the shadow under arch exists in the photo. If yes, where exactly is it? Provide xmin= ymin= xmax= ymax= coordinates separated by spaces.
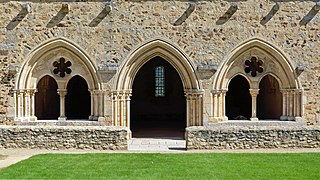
xmin=257 ymin=74 xmax=282 ymax=120
xmin=113 ymin=38 xmax=203 ymax=131
xmin=226 ymin=75 xmax=252 ymax=120
xmin=212 ymin=37 xmax=303 ymax=122
xmin=35 ymin=75 xmax=60 ymax=120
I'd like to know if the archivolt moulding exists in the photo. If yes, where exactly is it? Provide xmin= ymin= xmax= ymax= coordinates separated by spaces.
xmin=113 ymin=38 xmax=203 ymax=128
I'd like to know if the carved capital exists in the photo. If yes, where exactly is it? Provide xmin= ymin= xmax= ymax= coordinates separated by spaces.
xmin=57 ymin=89 xmax=67 ymax=96
xmin=249 ymin=89 xmax=259 ymax=96
xmin=112 ymin=90 xmax=132 ymax=100
xmin=185 ymin=89 xmax=204 ymax=99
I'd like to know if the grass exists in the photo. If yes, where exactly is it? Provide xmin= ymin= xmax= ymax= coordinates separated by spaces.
xmin=0 ymin=153 xmax=319 ymax=179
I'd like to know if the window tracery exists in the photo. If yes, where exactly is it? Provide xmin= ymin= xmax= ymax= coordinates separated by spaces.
xmin=53 ymin=57 xmax=72 ymax=77
xmin=155 ymin=66 xmax=165 ymax=97
xmin=244 ymin=56 xmax=263 ymax=77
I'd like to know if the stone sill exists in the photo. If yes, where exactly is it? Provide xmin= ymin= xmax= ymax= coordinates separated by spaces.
xmin=206 ymin=120 xmax=305 ymax=127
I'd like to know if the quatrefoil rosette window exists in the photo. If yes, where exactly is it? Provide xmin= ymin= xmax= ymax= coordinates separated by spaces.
xmin=244 ymin=56 xmax=264 ymax=77
xmin=53 ymin=57 xmax=72 ymax=78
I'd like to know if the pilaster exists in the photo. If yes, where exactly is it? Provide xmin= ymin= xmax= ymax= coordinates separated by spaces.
xmin=185 ymin=89 xmax=204 ymax=126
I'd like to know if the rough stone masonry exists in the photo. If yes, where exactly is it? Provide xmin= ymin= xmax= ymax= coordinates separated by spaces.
xmin=0 ymin=0 xmax=319 ymax=150
xmin=186 ymin=125 xmax=320 ymax=150
xmin=0 ymin=126 xmax=128 ymax=150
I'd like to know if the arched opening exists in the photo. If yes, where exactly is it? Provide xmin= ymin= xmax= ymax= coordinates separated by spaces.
xmin=131 ymin=56 xmax=186 ymax=137
xmin=65 ymin=75 xmax=90 ymax=120
xmin=226 ymin=75 xmax=251 ymax=120
xmin=257 ymin=75 xmax=282 ymax=119
xmin=212 ymin=38 xmax=302 ymax=122
xmin=35 ymin=75 xmax=59 ymax=120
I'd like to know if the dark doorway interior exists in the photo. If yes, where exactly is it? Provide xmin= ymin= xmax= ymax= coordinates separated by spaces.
xmin=257 ymin=75 xmax=282 ymax=119
xmin=226 ymin=75 xmax=251 ymax=120
xmin=65 ymin=75 xmax=90 ymax=120
xmin=131 ymin=56 xmax=186 ymax=138
xmin=35 ymin=75 xmax=59 ymax=120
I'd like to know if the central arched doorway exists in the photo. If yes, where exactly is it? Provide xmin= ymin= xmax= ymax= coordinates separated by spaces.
xmin=131 ymin=56 xmax=186 ymax=137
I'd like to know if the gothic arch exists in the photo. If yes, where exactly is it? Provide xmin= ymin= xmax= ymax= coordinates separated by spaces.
xmin=14 ymin=37 xmax=103 ymax=121
xmin=211 ymin=37 xmax=302 ymax=122
xmin=115 ymin=38 xmax=200 ymax=90
xmin=227 ymin=73 xmax=252 ymax=89
xmin=16 ymin=37 xmax=100 ymax=90
xmin=113 ymin=38 xmax=203 ymax=128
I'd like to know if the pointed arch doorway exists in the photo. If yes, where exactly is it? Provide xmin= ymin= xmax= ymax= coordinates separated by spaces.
xmin=131 ymin=56 xmax=186 ymax=137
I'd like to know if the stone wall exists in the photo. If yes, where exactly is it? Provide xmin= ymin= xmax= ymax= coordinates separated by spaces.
xmin=186 ymin=125 xmax=320 ymax=150
xmin=0 ymin=126 xmax=129 ymax=150
xmin=0 ymin=0 xmax=319 ymax=124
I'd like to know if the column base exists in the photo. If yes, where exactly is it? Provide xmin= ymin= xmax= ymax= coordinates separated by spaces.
xmin=294 ymin=117 xmax=304 ymax=124
xmin=280 ymin=116 xmax=288 ymax=121
xmin=89 ymin=115 xmax=99 ymax=121
xmin=127 ymin=129 xmax=132 ymax=140
xmin=209 ymin=116 xmax=228 ymax=123
xmin=250 ymin=117 xmax=259 ymax=121
xmin=58 ymin=116 xmax=67 ymax=121
xmin=98 ymin=116 xmax=105 ymax=123
xmin=287 ymin=116 xmax=295 ymax=121
xmin=29 ymin=116 xmax=37 ymax=121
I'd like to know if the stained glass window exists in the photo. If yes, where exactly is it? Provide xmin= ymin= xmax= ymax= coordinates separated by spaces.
xmin=155 ymin=66 xmax=165 ymax=97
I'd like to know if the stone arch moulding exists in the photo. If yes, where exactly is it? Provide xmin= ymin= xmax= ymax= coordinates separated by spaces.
xmin=211 ymin=37 xmax=303 ymax=122
xmin=113 ymin=38 xmax=203 ymax=128
xmin=14 ymin=37 xmax=104 ymax=122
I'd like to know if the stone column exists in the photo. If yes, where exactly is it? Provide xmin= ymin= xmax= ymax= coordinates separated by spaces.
xmin=24 ymin=90 xmax=30 ymax=120
xmin=29 ymin=89 xmax=37 ymax=121
xmin=220 ymin=90 xmax=227 ymax=120
xmin=280 ymin=89 xmax=288 ymax=120
xmin=249 ymin=89 xmax=259 ymax=121
xmin=211 ymin=90 xmax=218 ymax=119
xmin=89 ymin=89 xmax=94 ymax=120
xmin=57 ymin=89 xmax=67 ymax=121
xmin=125 ymin=92 xmax=131 ymax=127
xmin=98 ymin=90 xmax=105 ymax=122
xmin=185 ymin=89 xmax=204 ymax=126
xmin=19 ymin=90 xmax=25 ymax=121
xmin=112 ymin=91 xmax=118 ymax=126
xmin=295 ymin=89 xmax=303 ymax=122
xmin=280 ymin=88 xmax=302 ymax=121
xmin=112 ymin=90 xmax=132 ymax=127
xmin=13 ymin=90 xmax=18 ymax=121
xmin=14 ymin=90 xmax=24 ymax=121
xmin=288 ymin=90 xmax=294 ymax=120
xmin=211 ymin=90 xmax=228 ymax=122
xmin=93 ymin=90 xmax=99 ymax=120
xmin=24 ymin=89 xmax=37 ymax=121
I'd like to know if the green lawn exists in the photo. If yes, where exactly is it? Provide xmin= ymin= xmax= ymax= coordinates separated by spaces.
xmin=0 ymin=153 xmax=319 ymax=179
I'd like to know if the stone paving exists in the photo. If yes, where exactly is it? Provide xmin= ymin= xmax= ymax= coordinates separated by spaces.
xmin=128 ymin=137 xmax=186 ymax=151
